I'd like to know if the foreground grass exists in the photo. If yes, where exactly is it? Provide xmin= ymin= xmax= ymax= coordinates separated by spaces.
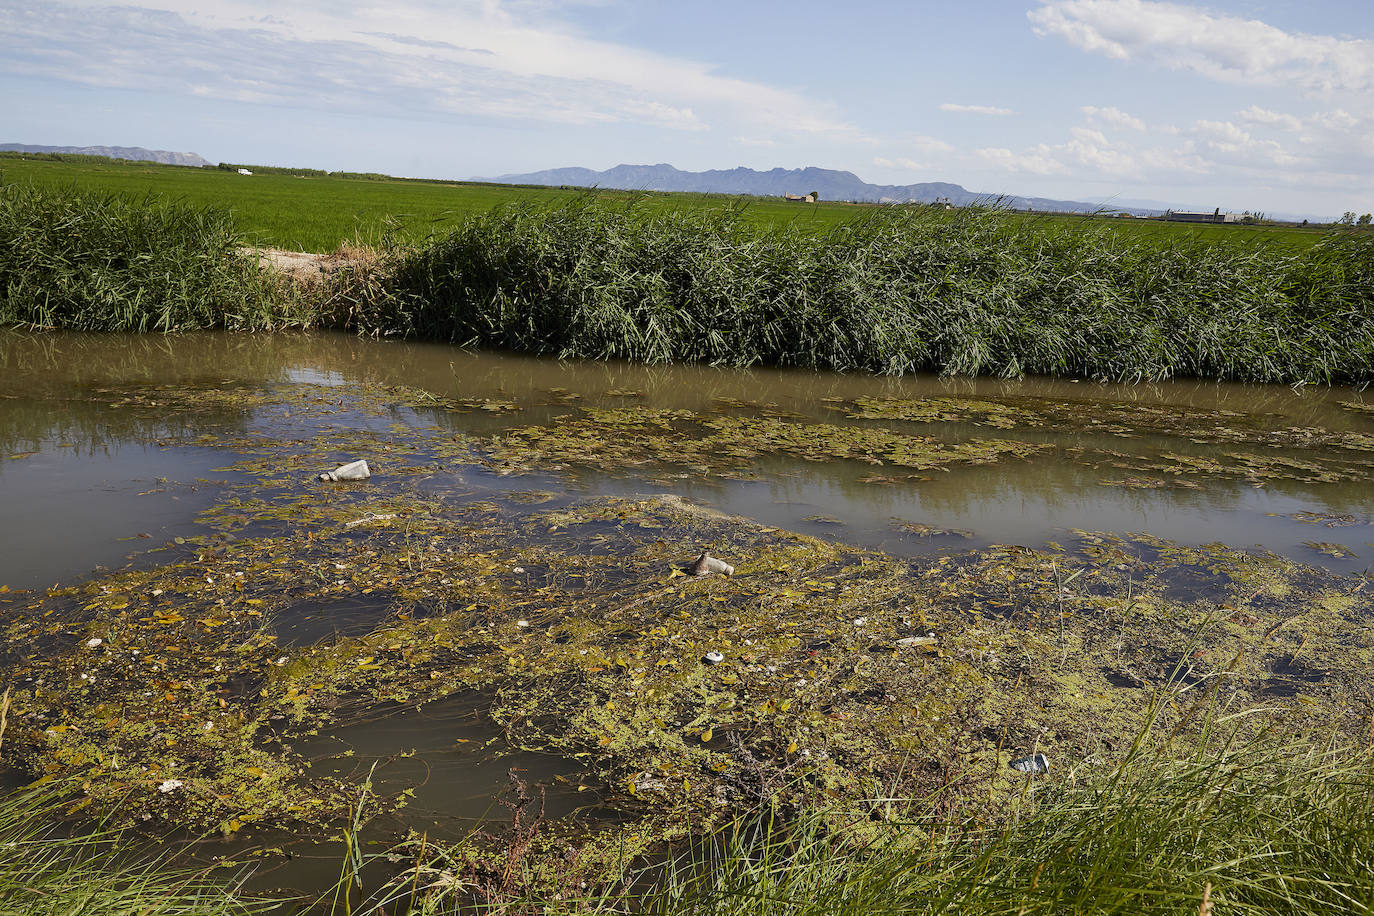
xmin=0 ymin=782 xmax=269 ymax=916
xmin=612 ymin=740 xmax=1374 ymax=916
xmin=12 ymin=728 xmax=1367 ymax=915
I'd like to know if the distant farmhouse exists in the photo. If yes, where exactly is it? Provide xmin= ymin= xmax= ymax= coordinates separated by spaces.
xmin=1166 ymin=207 xmax=1239 ymax=224
xmin=783 ymin=192 xmax=817 ymax=203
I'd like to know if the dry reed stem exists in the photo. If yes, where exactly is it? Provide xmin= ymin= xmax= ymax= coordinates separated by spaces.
xmin=1199 ymin=881 xmax=1213 ymax=916
xmin=0 ymin=687 xmax=9 ymax=760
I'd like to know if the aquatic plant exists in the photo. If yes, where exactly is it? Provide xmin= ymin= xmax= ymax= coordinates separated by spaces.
xmin=0 ymin=182 xmax=293 ymax=332
xmin=378 ymin=199 xmax=1374 ymax=384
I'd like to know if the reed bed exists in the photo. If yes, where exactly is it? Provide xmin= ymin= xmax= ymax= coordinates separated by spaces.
xmin=379 ymin=200 xmax=1374 ymax=384
xmin=4 ymin=182 xmax=1372 ymax=382
xmin=366 ymin=734 xmax=1374 ymax=915
xmin=0 ymin=182 xmax=292 ymax=332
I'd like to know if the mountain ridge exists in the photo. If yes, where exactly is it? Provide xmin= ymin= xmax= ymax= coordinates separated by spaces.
xmin=0 ymin=144 xmax=211 ymax=168
xmin=482 ymin=163 xmax=1163 ymax=215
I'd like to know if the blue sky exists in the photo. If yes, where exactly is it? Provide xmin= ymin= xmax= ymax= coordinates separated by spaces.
xmin=3 ymin=0 xmax=1372 ymax=217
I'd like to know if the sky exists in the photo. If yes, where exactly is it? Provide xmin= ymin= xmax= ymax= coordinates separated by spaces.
xmin=3 ymin=0 xmax=1373 ymax=218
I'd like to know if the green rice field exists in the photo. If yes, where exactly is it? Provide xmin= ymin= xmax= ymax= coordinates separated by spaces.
xmin=0 ymin=152 xmax=1328 ymax=253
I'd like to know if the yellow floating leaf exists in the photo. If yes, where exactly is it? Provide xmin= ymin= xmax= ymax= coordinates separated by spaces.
xmin=700 ymin=728 xmax=713 ymax=742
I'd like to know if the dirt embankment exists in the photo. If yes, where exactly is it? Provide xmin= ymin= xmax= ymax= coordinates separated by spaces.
xmin=250 ymin=247 xmax=378 ymax=284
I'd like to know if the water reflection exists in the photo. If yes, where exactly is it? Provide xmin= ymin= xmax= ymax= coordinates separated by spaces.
xmin=3 ymin=329 xmax=1373 ymax=592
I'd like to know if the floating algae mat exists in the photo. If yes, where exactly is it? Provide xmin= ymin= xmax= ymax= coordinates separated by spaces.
xmin=3 ymin=329 xmax=1374 ymax=894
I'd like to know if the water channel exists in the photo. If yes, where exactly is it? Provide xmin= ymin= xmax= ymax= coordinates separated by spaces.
xmin=2 ymin=328 xmax=1372 ymax=898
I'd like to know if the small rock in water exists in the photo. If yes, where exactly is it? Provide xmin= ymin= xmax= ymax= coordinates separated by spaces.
xmin=319 ymin=459 xmax=371 ymax=482
xmin=702 ymin=650 xmax=726 ymax=665
xmin=1009 ymin=752 xmax=1050 ymax=774
xmin=688 ymin=552 xmax=734 ymax=577
xmin=85 ymin=637 xmax=103 ymax=648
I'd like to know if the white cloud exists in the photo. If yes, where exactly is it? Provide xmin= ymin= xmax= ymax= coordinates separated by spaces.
xmin=1081 ymin=105 xmax=1145 ymax=130
xmin=1312 ymin=109 xmax=1360 ymax=131
xmin=873 ymin=156 xmax=924 ymax=170
xmin=0 ymin=0 xmax=859 ymax=137
xmin=1192 ymin=120 xmax=1302 ymax=166
xmin=1193 ymin=119 xmax=1250 ymax=151
xmin=735 ymin=136 xmax=777 ymax=147
xmin=975 ymin=146 xmax=1070 ymax=175
xmin=940 ymin=103 xmax=1014 ymax=116
xmin=910 ymin=135 xmax=955 ymax=153
xmin=1238 ymin=106 xmax=1302 ymax=131
xmin=1029 ymin=0 xmax=1374 ymax=94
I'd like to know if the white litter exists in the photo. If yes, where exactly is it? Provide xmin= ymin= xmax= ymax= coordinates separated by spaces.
xmin=1009 ymin=753 xmax=1050 ymax=774
xmin=689 ymin=553 xmax=734 ymax=577
xmin=319 ymin=459 xmax=371 ymax=482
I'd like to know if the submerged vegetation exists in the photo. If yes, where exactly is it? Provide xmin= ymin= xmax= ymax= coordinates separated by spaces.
xmin=4 ymin=181 xmax=1374 ymax=383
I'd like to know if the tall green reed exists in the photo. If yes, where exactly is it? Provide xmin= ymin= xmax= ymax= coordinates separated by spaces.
xmin=0 ymin=181 xmax=296 ymax=332
xmin=377 ymin=199 xmax=1374 ymax=384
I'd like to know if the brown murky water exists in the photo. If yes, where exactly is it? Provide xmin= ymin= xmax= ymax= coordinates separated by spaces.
xmin=3 ymin=328 xmax=1373 ymax=897
xmin=3 ymin=329 xmax=1372 ymax=593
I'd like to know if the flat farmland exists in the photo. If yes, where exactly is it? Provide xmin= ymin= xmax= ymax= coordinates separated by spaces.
xmin=1 ymin=154 xmax=1325 ymax=252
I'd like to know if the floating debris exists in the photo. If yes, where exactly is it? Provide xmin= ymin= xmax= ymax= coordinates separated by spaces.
xmin=1303 ymin=541 xmax=1358 ymax=559
xmin=158 ymin=779 xmax=184 ymax=793
xmin=702 ymin=650 xmax=726 ymax=665
xmin=344 ymin=512 xmax=396 ymax=528
xmin=895 ymin=634 xmax=937 ymax=648
xmin=1285 ymin=511 xmax=1362 ymax=528
xmin=1009 ymin=753 xmax=1049 ymax=774
xmin=892 ymin=520 xmax=974 ymax=539
xmin=688 ymin=553 xmax=734 ymax=577
xmin=85 ymin=637 xmax=103 ymax=648
xmin=319 ymin=459 xmax=371 ymax=482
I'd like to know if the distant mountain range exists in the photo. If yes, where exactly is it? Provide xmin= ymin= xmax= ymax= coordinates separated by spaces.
xmin=0 ymin=144 xmax=211 ymax=168
xmin=485 ymin=163 xmax=1164 ymax=215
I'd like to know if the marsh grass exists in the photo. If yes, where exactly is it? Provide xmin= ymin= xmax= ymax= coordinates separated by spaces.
xmin=0 ymin=182 xmax=294 ymax=332
xmin=366 ymin=728 xmax=1374 ymax=915
xmin=0 ymin=781 xmax=271 ymax=916
xmin=380 ymin=199 xmax=1374 ymax=384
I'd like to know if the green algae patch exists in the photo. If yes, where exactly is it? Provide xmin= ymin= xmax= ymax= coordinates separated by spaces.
xmin=486 ymin=406 xmax=1047 ymax=480
xmin=4 ymin=376 xmax=1374 ymax=894
xmin=834 ymin=394 xmax=1374 ymax=451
